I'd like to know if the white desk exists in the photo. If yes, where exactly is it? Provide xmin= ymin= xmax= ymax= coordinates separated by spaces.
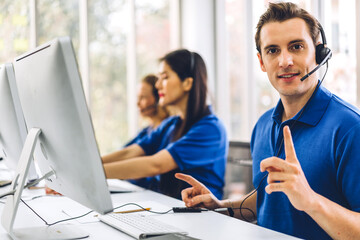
xmin=0 ymin=184 xmax=299 ymax=239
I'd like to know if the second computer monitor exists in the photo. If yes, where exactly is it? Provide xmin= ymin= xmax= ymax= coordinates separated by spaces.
xmin=0 ymin=63 xmax=37 ymax=180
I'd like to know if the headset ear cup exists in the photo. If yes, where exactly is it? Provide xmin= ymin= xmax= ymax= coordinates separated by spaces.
xmin=315 ymin=44 xmax=325 ymax=64
xmin=316 ymin=44 xmax=331 ymax=65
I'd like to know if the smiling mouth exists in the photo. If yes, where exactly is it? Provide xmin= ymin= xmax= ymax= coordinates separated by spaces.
xmin=278 ymin=73 xmax=300 ymax=78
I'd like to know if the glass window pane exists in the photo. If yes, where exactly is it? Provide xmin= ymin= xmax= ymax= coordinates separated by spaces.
xmin=135 ymin=0 xmax=170 ymax=128
xmin=323 ymin=0 xmax=356 ymax=105
xmin=88 ymin=0 xmax=128 ymax=154
xmin=135 ymin=0 xmax=170 ymax=79
xmin=225 ymin=0 xmax=249 ymax=140
xmin=37 ymin=1 xmax=79 ymax=52
xmin=0 ymin=0 xmax=30 ymax=63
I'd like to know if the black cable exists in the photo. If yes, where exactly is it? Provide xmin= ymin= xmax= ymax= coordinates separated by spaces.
xmin=113 ymin=202 xmax=173 ymax=215
xmin=20 ymin=199 xmax=173 ymax=227
xmin=238 ymin=62 xmax=329 ymax=222
xmin=0 ymin=190 xmax=15 ymax=199
xmin=0 ymin=193 xmax=14 ymax=204
xmin=238 ymin=174 xmax=267 ymax=222
xmin=0 ymin=192 xmax=14 ymax=199
xmin=20 ymin=199 xmax=56 ymax=225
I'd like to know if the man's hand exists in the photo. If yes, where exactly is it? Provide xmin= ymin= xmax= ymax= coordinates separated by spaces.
xmin=260 ymin=125 xmax=317 ymax=211
xmin=175 ymin=173 xmax=222 ymax=209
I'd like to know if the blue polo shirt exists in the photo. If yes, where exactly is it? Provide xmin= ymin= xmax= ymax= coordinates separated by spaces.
xmin=251 ymin=84 xmax=360 ymax=239
xmin=138 ymin=108 xmax=228 ymax=199
xmin=124 ymin=126 xmax=152 ymax=147
xmin=124 ymin=126 xmax=160 ymax=190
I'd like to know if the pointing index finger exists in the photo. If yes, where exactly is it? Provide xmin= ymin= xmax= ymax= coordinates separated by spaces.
xmin=283 ymin=126 xmax=298 ymax=162
xmin=175 ymin=173 xmax=203 ymax=188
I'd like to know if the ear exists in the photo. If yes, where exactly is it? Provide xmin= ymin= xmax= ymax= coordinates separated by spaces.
xmin=182 ymin=77 xmax=194 ymax=92
xmin=257 ymin=52 xmax=266 ymax=72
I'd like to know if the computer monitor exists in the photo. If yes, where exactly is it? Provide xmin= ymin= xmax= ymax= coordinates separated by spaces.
xmin=0 ymin=63 xmax=38 ymax=181
xmin=1 ymin=37 xmax=113 ymax=239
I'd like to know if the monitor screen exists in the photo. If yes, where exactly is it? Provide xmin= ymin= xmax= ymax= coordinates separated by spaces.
xmin=0 ymin=63 xmax=37 ymax=180
xmin=13 ymin=37 xmax=113 ymax=215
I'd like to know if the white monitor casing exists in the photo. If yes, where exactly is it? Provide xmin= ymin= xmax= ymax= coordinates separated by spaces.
xmin=0 ymin=63 xmax=38 ymax=180
xmin=1 ymin=37 xmax=113 ymax=239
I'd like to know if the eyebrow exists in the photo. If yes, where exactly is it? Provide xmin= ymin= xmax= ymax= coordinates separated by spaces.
xmin=289 ymin=39 xmax=306 ymax=45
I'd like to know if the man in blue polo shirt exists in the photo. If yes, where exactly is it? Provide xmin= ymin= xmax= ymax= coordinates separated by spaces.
xmin=175 ymin=2 xmax=360 ymax=239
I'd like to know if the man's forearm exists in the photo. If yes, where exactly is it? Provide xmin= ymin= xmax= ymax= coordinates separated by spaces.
xmin=220 ymin=191 xmax=257 ymax=221
xmin=306 ymin=193 xmax=360 ymax=240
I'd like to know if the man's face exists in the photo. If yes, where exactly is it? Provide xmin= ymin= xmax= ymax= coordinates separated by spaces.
xmin=257 ymin=18 xmax=318 ymax=99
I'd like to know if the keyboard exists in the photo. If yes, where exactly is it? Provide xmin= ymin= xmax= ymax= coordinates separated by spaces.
xmin=98 ymin=213 xmax=188 ymax=239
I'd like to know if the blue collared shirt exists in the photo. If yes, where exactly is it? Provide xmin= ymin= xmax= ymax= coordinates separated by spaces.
xmin=138 ymin=107 xmax=228 ymax=199
xmin=251 ymin=84 xmax=360 ymax=239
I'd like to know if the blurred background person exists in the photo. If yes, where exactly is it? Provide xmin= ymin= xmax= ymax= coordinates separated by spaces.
xmin=125 ymin=74 xmax=169 ymax=189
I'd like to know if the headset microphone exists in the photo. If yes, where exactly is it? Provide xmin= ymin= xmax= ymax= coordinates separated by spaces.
xmin=300 ymin=23 xmax=332 ymax=81
xmin=140 ymin=103 xmax=157 ymax=113
xmin=300 ymin=51 xmax=331 ymax=81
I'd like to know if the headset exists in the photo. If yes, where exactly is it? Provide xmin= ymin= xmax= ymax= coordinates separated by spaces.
xmin=300 ymin=23 xmax=332 ymax=81
xmin=189 ymin=51 xmax=195 ymax=77
xmin=239 ymin=22 xmax=332 ymax=222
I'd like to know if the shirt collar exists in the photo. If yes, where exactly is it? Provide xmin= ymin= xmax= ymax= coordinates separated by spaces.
xmin=272 ymin=83 xmax=332 ymax=126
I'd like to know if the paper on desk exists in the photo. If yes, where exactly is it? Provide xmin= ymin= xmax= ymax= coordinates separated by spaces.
xmin=107 ymin=179 xmax=144 ymax=193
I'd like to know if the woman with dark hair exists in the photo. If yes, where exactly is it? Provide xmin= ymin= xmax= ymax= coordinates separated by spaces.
xmin=102 ymin=49 xmax=228 ymax=199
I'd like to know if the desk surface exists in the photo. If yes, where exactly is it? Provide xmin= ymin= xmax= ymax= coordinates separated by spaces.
xmin=0 ymin=182 xmax=299 ymax=240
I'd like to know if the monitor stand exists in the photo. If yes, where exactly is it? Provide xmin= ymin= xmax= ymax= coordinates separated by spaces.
xmin=1 ymin=128 xmax=89 ymax=240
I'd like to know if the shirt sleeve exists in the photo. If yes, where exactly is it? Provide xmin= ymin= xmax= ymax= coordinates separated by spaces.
xmin=166 ymin=118 xmax=226 ymax=171
xmin=137 ymin=117 xmax=175 ymax=155
xmin=336 ymin=122 xmax=360 ymax=212
xmin=124 ymin=127 xmax=150 ymax=147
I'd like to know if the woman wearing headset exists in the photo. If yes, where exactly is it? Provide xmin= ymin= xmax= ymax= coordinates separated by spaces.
xmin=125 ymin=74 xmax=169 ymax=189
xmin=124 ymin=74 xmax=169 ymax=147
xmin=102 ymin=49 xmax=228 ymax=199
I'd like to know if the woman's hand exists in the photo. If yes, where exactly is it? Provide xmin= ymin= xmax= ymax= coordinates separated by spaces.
xmin=175 ymin=173 xmax=222 ymax=210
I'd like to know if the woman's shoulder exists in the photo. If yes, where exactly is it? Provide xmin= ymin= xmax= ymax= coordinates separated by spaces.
xmin=191 ymin=112 xmax=226 ymax=135
xmin=155 ymin=115 xmax=182 ymax=131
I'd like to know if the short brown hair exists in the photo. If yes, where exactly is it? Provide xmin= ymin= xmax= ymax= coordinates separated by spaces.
xmin=255 ymin=2 xmax=320 ymax=54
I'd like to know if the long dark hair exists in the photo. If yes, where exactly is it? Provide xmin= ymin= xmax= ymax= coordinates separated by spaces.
xmin=160 ymin=49 xmax=210 ymax=139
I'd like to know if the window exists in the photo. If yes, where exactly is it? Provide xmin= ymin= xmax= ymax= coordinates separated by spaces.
xmin=37 ymin=0 xmax=79 ymax=50
xmin=135 ymin=0 xmax=170 ymax=131
xmin=323 ymin=0 xmax=356 ymax=105
xmin=0 ymin=0 xmax=30 ymax=63
xmin=88 ymin=0 xmax=128 ymax=154
xmin=135 ymin=0 xmax=170 ymax=79
xmin=88 ymin=0 xmax=170 ymax=154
